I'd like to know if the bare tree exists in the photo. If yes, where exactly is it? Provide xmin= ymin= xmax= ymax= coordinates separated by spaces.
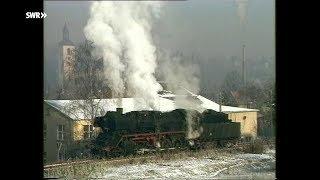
xmin=61 ymin=40 xmax=113 ymax=118
xmin=220 ymin=70 xmax=243 ymax=106
xmin=53 ymin=40 xmax=113 ymax=159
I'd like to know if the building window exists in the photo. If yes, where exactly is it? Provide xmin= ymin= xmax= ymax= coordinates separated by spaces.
xmin=57 ymin=124 xmax=65 ymax=141
xmin=243 ymin=116 xmax=247 ymax=120
xmin=67 ymin=48 xmax=71 ymax=55
xmin=84 ymin=125 xmax=94 ymax=140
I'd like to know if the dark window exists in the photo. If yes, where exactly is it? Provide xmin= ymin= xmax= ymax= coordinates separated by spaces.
xmin=243 ymin=116 xmax=247 ymax=120
xmin=57 ymin=124 xmax=65 ymax=141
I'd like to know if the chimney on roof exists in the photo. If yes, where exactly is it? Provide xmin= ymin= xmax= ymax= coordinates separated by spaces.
xmin=116 ymin=108 xmax=123 ymax=115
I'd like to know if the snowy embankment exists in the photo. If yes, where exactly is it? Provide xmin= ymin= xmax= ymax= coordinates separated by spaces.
xmin=44 ymin=146 xmax=275 ymax=179
xmin=88 ymin=149 xmax=275 ymax=179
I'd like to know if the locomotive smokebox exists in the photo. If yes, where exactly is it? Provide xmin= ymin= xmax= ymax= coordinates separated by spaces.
xmin=116 ymin=108 xmax=123 ymax=115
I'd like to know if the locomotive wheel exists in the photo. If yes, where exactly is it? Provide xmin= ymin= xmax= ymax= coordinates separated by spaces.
xmin=111 ymin=149 xmax=121 ymax=158
xmin=218 ymin=140 xmax=226 ymax=148
xmin=174 ymin=139 xmax=184 ymax=148
xmin=178 ymin=137 xmax=190 ymax=148
xmin=205 ymin=141 xmax=218 ymax=149
xmin=210 ymin=141 xmax=218 ymax=149
xmin=198 ymin=141 xmax=205 ymax=149
xmin=121 ymin=139 xmax=136 ymax=156
xmin=162 ymin=138 xmax=173 ymax=148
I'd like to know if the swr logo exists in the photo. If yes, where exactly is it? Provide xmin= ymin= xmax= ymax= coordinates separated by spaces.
xmin=26 ymin=12 xmax=47 ymax=19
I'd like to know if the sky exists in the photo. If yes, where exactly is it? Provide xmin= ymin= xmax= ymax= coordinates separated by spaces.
xmin=44 ymin=0 xmax=275 ymax=94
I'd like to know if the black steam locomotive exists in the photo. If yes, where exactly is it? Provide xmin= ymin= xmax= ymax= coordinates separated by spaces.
xmin=92 ymin=108 xmax=240 ymax=157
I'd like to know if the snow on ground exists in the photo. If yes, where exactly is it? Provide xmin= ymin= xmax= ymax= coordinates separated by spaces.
xmin=89 ymin=149 xmax=275 ymax=179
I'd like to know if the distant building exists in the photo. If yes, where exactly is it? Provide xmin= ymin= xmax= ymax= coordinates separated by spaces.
xmin=194 ymin=95 xmax=259 ymax=138
xmin=58 ymin=23 xmax=75 ymax=91
xmin=43 ymin=102 xmax=73 ymax=164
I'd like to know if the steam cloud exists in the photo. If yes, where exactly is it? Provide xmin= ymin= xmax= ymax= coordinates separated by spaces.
xmin=235 ymin=0 xmax=248 ymax=28
xmin=84 ymin=1 xmax=163 ymax=108
xmin=157 ymin=51 xmax=204 ymax=139
xmin=157 ymin=51 xmax=201 ymax=96
xmin=85 ymin=1 xmax=204 ymax=140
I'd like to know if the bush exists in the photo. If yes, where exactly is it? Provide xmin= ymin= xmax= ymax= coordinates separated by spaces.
xmin=244 ymin=139 xmax=265 ymax=154
xmin=128 ymin=158 xmax=135 ymax=164
xmin=140 ymin=158 xmax=147 ymax=164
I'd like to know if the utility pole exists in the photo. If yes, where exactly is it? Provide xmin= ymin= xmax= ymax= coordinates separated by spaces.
xmin=241 ymin=44 xmax=248 ymax=108
xmin=242 ymin=44 xmax=246 ymax=88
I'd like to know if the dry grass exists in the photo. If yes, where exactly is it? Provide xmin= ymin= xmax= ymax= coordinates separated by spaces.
xmin=243 ymin=139 xmax=265 ymax=154
xmin=44 ymin=140 xmax=273 ymax=178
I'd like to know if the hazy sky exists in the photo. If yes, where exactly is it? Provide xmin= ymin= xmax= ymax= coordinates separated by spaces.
xmin=44 ymin=0 xmax=275 ymax=91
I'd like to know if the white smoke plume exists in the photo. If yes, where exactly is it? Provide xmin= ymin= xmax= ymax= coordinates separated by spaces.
xmin=84 ymin=1 xmax=164 ymax=109
xmin=235 ymin=0 xmax=249 ymax=28
xmin=186 ymin=111 xmax=203 ymax=140
xmin=157 ymin=50 xmax=204 ymax=139
xmin=157 ymin=51 xmax=201 ymax=96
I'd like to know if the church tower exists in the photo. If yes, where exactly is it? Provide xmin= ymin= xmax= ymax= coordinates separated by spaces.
xmin=58 ymin=22 xmax=75 ymax=91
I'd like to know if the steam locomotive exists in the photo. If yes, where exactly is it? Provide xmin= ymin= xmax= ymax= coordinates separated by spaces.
xmin=92 ymin=108 xmax=240 ymax=157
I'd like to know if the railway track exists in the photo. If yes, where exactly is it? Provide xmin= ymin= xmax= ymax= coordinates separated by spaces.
xmin=44 ymin=147 xmax=230 ymax=171
xmin=44 ymin=153 xmax=161 ymax=171
xmin=44 ymin=139 xmax=273 ymax=171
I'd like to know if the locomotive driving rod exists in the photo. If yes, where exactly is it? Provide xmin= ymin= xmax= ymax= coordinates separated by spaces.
xmin=113 ymin=131 xmax=186 ymax=148
xmin=122 ymin=131 xmax=185 ymax=138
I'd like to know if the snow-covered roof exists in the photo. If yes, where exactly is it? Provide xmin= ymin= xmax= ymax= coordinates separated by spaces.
xmin=45 ymin=97 xmax=176 ymax=120
xmin=196 ymin=95 xmax=259 ymax=113
xmin=159 ymin=90 xmax=259 ymax=113
xmin=45 ymin=91 xmax=258 ymax=120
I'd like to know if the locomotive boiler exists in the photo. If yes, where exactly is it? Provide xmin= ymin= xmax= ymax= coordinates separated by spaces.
xmin=92 ymin=108 xmax=240 ymax=157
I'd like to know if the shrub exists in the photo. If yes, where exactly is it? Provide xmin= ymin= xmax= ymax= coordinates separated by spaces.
xmin=140 ymin=158 xmax=147 ymax=164
xmin=128 ymin=158 xmax=134 ymax=164
xmin=243 ymin=139 xmax=265 ymax=154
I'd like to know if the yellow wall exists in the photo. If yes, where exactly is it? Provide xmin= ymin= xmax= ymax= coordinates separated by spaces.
xmin=73 ymin=120 xmax=101 ymax=141
xmin=228 ymin=111 xmax=258 ymax=138
xmin=73 ymin=120 xmax=92 ymax=141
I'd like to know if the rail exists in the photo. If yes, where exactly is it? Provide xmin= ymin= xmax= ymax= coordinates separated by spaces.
xmin=44 ymin=154 xmax=158 ymax=171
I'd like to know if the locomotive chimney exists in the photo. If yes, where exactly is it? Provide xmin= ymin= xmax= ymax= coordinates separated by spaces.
xmin=116 ymin=108 xmax=123 ymax=115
